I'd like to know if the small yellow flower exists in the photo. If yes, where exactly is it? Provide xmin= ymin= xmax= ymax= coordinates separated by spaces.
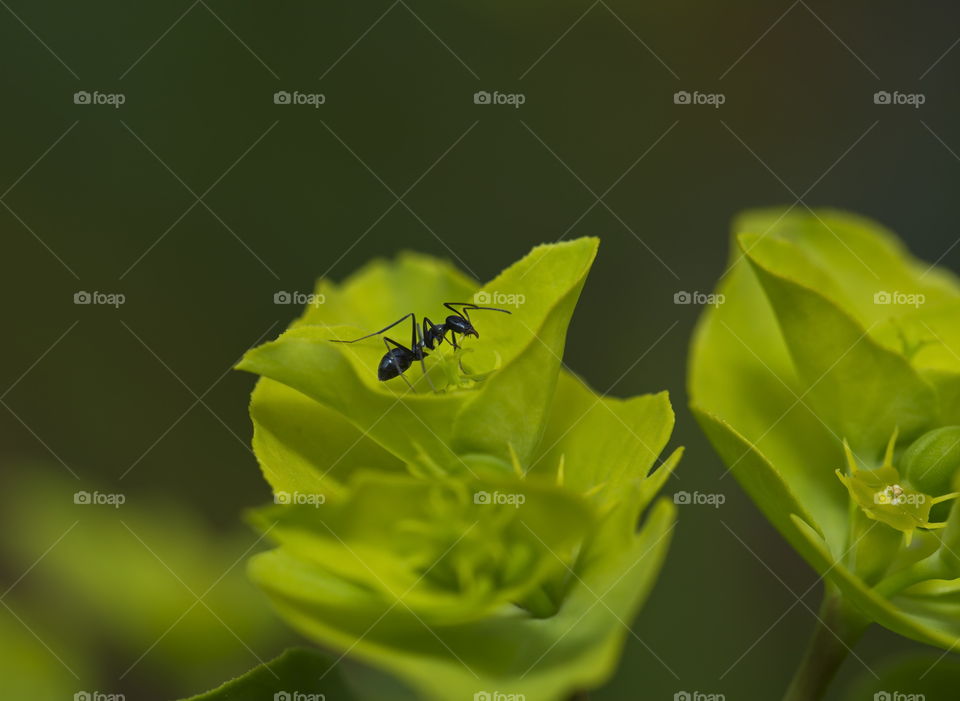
xmin=836 ymin=429 xmax=960 ymax=544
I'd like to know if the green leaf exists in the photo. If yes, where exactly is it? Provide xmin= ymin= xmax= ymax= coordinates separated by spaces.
xmin=240 ymin=239 xmax=679 ymax=700
xmin=449 ymin=241 xmax=599 ymax=465
xmin=249 ymin=377 xmax=403 ymax=498
xmin=690 ymin=208 xmax=960 ymax=657
xmin=741 ymin=232 xmax=937 ymax=456
xmin=790 ymin=515 xmax=960 ymax=649
xmin=246 ymin=368 xmax=680 ymax=700
xmin=183 ymin=647 xmax=355 ymax=700
xmin=735 ymin=209 xmax=960 ymax=326
xmin=240 ymin=323 xmax=463 ymax=470
xmin=531 ymin=370 xmax=682 ymax=559
xmin=688 ymin=223 xmax=848 ymax=553
xmin=901 ymin=425 xmax=960 ymax=498
xmin=738 ymin=208 xmax=960 ymax=419
xmin=249 ymin=472 xmax=595 ymax=625
xmin=249 ymin=498 xmax=675 ymax=701
xmin=690 ymin=407 xmax=829 ymax=564
xmin=237 ymin=239 xmax=598 ymax=479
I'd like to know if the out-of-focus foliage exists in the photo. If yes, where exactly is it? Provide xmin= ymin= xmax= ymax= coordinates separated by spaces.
xmin=843 ymin=653 xmax=960 ymax=700
xmin=186 ymin=648 xmax=354 ymax=701
xmin=0 ymin=466 xmax=291 ymax=698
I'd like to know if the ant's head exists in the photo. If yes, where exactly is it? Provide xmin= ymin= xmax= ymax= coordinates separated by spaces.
xmin=445 ymin=315 xmax=478 ymax=338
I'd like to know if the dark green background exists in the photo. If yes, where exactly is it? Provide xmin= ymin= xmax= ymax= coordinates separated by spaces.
xmin=2 ymin=1 xmax=960 ymax=699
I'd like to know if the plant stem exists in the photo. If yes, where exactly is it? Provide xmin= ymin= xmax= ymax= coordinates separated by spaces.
xmin=782 ymin=590 xmax=869 ymax=701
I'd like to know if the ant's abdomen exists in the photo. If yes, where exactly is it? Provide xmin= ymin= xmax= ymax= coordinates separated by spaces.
xmin=378 ymin=349 xmax=412 ymax=381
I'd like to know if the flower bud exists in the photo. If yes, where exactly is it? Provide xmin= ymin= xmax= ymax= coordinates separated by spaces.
xmin=902 ymin=426 xmax=960 ymax=519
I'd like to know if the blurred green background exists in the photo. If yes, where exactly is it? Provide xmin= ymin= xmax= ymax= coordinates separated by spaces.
xmin=2 ymin=1 xmax=960 ymax=698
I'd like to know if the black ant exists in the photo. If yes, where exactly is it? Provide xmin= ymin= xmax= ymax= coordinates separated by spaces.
xmin=331 ymin=302 xmax=511 ymax=390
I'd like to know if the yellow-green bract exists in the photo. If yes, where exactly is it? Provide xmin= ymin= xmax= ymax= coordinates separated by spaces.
xmin=235 ymin=238 xmax=682 ymax=700
xmin=689 ymin=209 xmax=960 ymax=651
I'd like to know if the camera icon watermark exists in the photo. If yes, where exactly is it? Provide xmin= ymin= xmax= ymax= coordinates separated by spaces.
xmin=274 ymin=490 xmax=325 ymax=507
xmin=473 ymin=692 xmax=525 ymax=701
xmin=673 ymin=90 xmax=725 ymax=108
xmin=674 ymin=692 xmax=725 ymax=701
xmin=873 ymin=290 xmax=925 ymax=308
xmin=274 ymin=290 xmax=325 ymax=307
xmin=74 ymin=491 xmax=126 ymax=509
xmin=873 ymin=692 xmax=925 ymax=701
xmin=74 ymin=291 xmax=126 ymax=308
xmin=273 ymin=90 xmax=326 ymax=108
xmin=74 ymin=90 xmax=126 ymax=108
xmin=473 ymin=290 xmax=525 ymax=308
xmin=674 ymin=290 xmax=724 ymax=307
xmin=473 ymin=490 xmax=525 ymax=508
xmin=673 ymin=491 xmax=725 ymax=508
xmin=74 ymin=691 xmax=125 ymax=701
xmin=273 ymin=692 xmax=325 ymax=701
xmin=473 ymin=90 xmax=526 ymax=108
xmin=873 ymin=90 xmax=925 ymax=108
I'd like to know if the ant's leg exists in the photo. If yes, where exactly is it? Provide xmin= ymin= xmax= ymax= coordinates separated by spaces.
xmin=422 ymin=316 xmax=443 ymax=348
xmin=412 ymin=318 xmax=436 ymax=392
xmin=331 ymin=313 xmax=414 ymax=344
xmin=426 ymin=316 xmax=457 ymax=349
xmin=383 ymin=337 xmax=415 ymax=392
xmin=383 ymin=336 xmax=413 ymax=353
xmin=443 ymin=302 xmax=469 ymax=322
xmin=408 ymin=314 xmax=419 ymax=352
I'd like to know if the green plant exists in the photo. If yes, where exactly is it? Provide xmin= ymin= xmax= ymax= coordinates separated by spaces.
xmin=182 ymin=209 xmax=960 ymax=701
xmin=689 ymin=209 xmax=960 ymax=699
xmin=189 ymin=239 xmax=682 ymax=700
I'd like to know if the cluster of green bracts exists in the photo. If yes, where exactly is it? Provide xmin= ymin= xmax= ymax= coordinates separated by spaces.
xmin=690 ymin=210 xmax=960 ymax=697
xmin=236 ymin=239 xmax=682 ymax=700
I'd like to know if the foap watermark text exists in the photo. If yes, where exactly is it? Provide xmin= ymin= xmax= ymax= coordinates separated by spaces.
xmin=873 ymin=91 xmax=925 ymax=108
xmin=474 ymin=491 xmax=525 ymax=508
xmin=74 ymin=91 xmax=125 ymax=108
xmin=474 ymin=90 xmax=525 ymax=108
xmin=874 ymin=290 xmax=924 ymax=308
xmin=674 ymin=291 xmax=724 ymax=307
xmin=75 ymin=291 xmax=125 ymax=308
xmin=674 ymin=491 xmax=725 ymax=508
xmin=674 ymin=91 xmax=725 ymax=108
xmin=474 ymin=290 xmax=525 ymax=308
xmin=74 ymin=491 xmax=126 ymax=508
xmin=274 ymin=491 xmax=326 ymax=507
xmin=74 ymin=692 xmax=125 ymax=701
xmin=274 ymin=291 xmax=325 ymax=307
xmin=874 ymin=485 xmax=925 ymax=506
xmin=274 ymin=90 xmax=326 ymax=108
